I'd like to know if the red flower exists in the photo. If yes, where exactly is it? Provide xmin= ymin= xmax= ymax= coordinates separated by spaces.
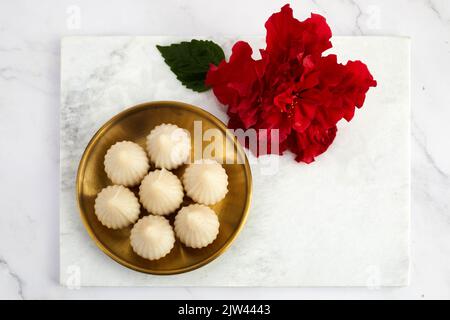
xmin=206 ymin=4 xmax=377 ymax=163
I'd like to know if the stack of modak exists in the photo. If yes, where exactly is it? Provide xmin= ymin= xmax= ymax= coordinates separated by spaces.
xmin=94 ymin=123 xmax=228 ymax=260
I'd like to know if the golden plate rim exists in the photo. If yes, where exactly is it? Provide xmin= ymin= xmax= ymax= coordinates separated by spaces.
xmin=76 ymin=100 xmax=253 ymax=275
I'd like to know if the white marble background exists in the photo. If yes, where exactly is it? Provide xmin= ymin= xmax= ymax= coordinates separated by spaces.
xmin=0 ymin=0 xmax=449 ymax=299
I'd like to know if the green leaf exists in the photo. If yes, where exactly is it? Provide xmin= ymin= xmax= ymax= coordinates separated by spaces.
xmin=156 ymin=39 xmax=225 ymax=92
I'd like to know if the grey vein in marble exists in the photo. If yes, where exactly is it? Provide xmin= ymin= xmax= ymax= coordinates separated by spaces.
xmin=0 ymin=257 xmax=24 ymax=300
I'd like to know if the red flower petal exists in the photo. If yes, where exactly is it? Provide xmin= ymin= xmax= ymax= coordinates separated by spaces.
xmin=288 ymin=123 xmax=338 ymax=163
xmin=265 ymin=4 xmax=332 ymax=62
xmin=206 ymin=5 xmax=377 ymax=164
xmin=316 ymin=55 xmax=377 ymax=123
xmin=206 ymin=41 xmax=263 ymax=128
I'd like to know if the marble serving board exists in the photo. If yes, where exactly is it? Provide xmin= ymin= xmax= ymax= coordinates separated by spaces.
xmin=60 ymin=36 xmax=410 ymax=287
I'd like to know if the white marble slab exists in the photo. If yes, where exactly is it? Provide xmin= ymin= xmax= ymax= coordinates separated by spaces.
xmin=60 ymin=36 xmax=410 ymax=286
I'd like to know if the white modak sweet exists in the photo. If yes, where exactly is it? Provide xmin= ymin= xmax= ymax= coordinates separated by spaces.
xmin=104 ymin=141 xmax=149 ymax=187
xmin=174 ymin=204 xmax=220 ymax=248
xmin=94 ymin=185 xmax=140 ymax=229
xmin=130 ymin=215 xmax=175 ymax=260
xmin=183 ymin=159 xmax=229 ymax=205
xmin=146 ymin=123 xmax=191 ymax=170
xmin=139 ymin=169 xmax=184 ymax=215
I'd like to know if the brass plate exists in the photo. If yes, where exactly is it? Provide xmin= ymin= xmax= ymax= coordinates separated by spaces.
xmin=76 ymin=101 xmax=252 ymax=275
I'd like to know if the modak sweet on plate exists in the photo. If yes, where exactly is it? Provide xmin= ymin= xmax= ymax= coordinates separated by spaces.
xmin=130 ymin=215 xmax=175 ymax=260
xmin=183 ymin=159 xmax=228 ymax=205
xmin=104 ymin=141 xmax=149 ymax=186
xmin=146 ymin=123 xmax=191 ymax=170
xmin=94 ymin=185 xmax=140 ymax=229
xmin=174 ymin=204 xmax=220 ymax=248
xmin=139 ymin=169 xmax=184 ymax=215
